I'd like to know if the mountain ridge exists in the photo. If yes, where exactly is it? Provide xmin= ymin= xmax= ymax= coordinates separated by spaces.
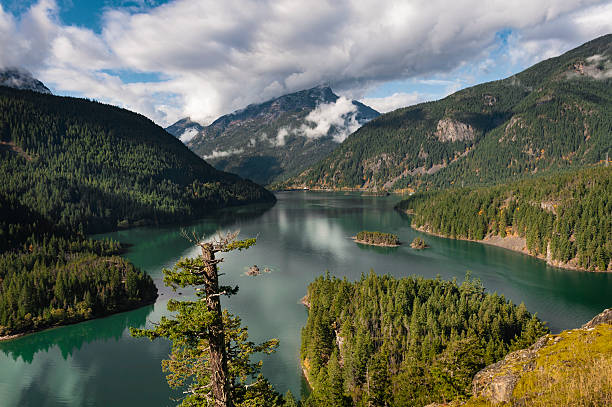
xmin=166 ymin=86 xmax=380 ymax=185
xmin=280 ymin=34 xmax=612 ymax=191
xmin=0 ymin=68 xmax=51 ymax=94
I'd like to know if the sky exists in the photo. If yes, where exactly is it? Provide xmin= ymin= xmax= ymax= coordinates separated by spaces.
xmin=0 ymin=0 xmax=611 ymax=127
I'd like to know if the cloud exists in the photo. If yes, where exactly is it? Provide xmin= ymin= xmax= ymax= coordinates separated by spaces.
xmin=179 ymin=127 xmax=199 ymax=143
xmin=300 ymin=97 xmax=359 ymax=142
xmin=270 ymin=97 xmax=363 ymax=144
xmin=1 ymin=0 xmax=611 ymax=126
xmin=274 ymin=128 xmax=289 ymax=147
xmin=361 ymin=92 xmax=430 ymax=113
xmin=202 ymin=148 xmax=244 ymax=160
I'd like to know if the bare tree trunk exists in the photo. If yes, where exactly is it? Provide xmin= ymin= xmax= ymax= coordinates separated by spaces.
xmin=202 ymin=243 xmax=232 ymax=407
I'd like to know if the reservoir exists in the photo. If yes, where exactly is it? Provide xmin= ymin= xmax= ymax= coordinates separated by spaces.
xmin=1 ymin=192 xmax=610 ymax=406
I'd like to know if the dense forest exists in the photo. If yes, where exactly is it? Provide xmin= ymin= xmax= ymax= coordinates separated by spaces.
xmin=300 ymin=273 xmax=547 ymax=406
xmin=354 ymin=231 xmax=400 ymax=246
xmin=0 ymin=86 xmax=274 ymax=234
xmin=280 ymin=34 xmax=612 ymax=192
xmin=397 ymin=166 xmax=611 ymax=271
xmin=0 ymin=85 xmax=275 ymax=336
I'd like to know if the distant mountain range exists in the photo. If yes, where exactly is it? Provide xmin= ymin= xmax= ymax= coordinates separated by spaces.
xmin=0 ymin=68 xmax=51 ymax=94
xmin=166 ymin=86 xmax=379 ymax=185
xmin=280 ymin=34 xmax=612 ymax=191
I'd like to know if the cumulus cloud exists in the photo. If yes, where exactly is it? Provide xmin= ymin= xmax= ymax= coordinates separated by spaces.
xmin=203 ymin=148 xmax=244 ymax=160
xmin=1 ymin=0 xmax=611 ymax=126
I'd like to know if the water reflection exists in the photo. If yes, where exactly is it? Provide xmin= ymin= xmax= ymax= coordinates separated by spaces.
xmin=0 ymin=304 xmax=154 ymax=362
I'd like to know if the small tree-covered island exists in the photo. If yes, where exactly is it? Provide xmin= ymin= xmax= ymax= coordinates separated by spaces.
xmin=353 ymin=231 xmax=401 ymax=247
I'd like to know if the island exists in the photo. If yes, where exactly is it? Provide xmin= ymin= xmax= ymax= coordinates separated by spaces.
xmin=410 ymin=237 xmax=428 ymax=249
xmin=353 ymin=230 xmax=400 ymax=247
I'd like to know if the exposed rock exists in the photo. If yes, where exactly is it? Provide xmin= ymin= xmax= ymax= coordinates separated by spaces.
xmin=435 ymin=118 xmax=476 ymax=142
xmin=247 ymin=265 xmax=260 ymax=276
xmin=410 ymin=237 xmax=428 ymax=249
xmin=582 ymin=308 xmax=612 ymax=329
xmin=0 ymin=68 xmax=51 ymax=94
xmin=483 ymin=94 xmax=497 ymax=106
xmin=472 ymin=335 xmax=548 ymax=403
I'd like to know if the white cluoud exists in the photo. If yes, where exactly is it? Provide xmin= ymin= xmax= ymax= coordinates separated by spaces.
xmin=300 ymin=97 xmax=360 ymax=142
xmin=203 ymin=148 xmax=244 ymax=160
xmin=179 ymin=127 xmax=199 ymax=143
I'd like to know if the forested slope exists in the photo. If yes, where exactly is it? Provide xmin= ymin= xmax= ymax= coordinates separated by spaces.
xmin=282 ymin=34 xmax=612 ymax=191
xmin=300 ymin=273 xmax=547 ymax=406
xmin=397 ymin=166 xmax=611 ymax=271
xmin=0 ymin=85 xmax=274 ymax=337
xmin=0 ymin=86 xmax=275 ymax=233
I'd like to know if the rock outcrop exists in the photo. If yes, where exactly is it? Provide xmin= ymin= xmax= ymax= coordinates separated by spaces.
xmin=435 ymin=118 xmax=476 ymax=142
xmin=471 ymin=308 xmax=612 ymax=405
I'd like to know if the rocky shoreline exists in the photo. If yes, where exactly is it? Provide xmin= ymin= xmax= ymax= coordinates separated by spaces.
xmin=351 ymin=237 xmax=400 ymax=247
xmin=412 ymin=224 xmax=594 ymax=272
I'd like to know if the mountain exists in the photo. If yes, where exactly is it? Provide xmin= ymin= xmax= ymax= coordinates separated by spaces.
xmin=0 ymin=85 xmax=275 ymax=235
xmin=281 ymin=34 xmax=612 ymax=191
xmin=167 ymin=86 xmax=379 ymax=185
xmin=0 ymin=68 xmax=51 ymax=94
xmin=165 ymin=117 xmax=204 ymax=143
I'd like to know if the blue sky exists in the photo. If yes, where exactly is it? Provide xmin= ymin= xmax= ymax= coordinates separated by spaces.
xmin=0 ymin=0 xmax=611 ymax=125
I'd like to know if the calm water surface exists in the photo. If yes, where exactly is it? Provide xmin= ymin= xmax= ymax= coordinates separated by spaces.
xmin=1 ymin=192 xmax=610 ymax=406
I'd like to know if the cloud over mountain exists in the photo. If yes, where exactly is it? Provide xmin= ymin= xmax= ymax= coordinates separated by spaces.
xmin=0 ymin=0 xmax=611 ymax=125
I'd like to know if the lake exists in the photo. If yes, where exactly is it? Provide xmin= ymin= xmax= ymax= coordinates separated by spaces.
xmin=1 ymin=191 xmax=610 ymax=406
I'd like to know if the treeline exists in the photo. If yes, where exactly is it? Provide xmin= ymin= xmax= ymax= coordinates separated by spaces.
xmin=300 ymin=273 xmax=547 ymax=406
xmin=355 ymin=231 xmax=399 ymax=246
xmin=397 ymin=166 xmax=611 ymax=271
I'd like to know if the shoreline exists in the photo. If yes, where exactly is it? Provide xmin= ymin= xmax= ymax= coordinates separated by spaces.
xmin=352 ymin=237 xmax=401 ymax=247
xmin=273 ymin=186 xmax=410 ymax=195
xmin=0 ymin=298 xmax=157 ymax=342
xmin=411 ymin=224 xmax=600 ymax=273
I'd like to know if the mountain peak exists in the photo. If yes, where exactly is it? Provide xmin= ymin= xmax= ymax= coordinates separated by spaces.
xmin=166 ymin=86 xmax=380 ymax=185
xmin=0 ymin=68 xmax=51 ymax=94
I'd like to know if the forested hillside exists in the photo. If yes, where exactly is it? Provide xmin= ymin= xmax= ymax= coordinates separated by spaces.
xmin=300 ymin=273 xmax=547 ymax=406
xmin=0 ymin=86 xmax=275 ymax=233
xmin=282 ymin=34 xmax=612 ymax=191
xmin=397 ymin=166 xmax=611 ymax=272
xmin=170 ymin=86 xmax=379 ymax=185
xmin=0 ymin=85 xmax=274 ymax=337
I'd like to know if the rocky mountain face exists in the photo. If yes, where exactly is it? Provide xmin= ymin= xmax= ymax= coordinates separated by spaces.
xmin=281 ymin=34 xmax=612 ymax=191
xmin=165 ymin=117 xmax=204 ymax=143
xmin=0 ymin=68 xmax=51 ymax=94
xmin=166 ymin=86 xmax=379 ymax=185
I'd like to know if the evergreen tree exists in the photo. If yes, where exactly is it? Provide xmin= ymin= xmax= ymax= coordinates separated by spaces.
xmin=131 ymin=232 xmax=279 ymax=407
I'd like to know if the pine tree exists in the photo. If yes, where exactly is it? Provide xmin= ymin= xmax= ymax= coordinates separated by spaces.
xmin=131 ymin=231 xmax=279 ymax=407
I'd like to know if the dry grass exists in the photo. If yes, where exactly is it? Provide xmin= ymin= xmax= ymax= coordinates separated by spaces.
xmin=512 ymin=324 xmax=612 ymax=406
